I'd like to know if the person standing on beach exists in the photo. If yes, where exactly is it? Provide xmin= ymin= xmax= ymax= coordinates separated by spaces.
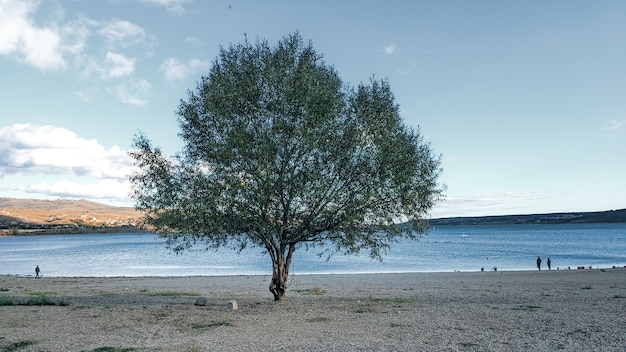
xmin=536 ymin=256 xmax=542 ymax=271
xmin=547 ymin=257 xmax=551 ymax=270
xmin=35 ymin=265 xmax=40 ymax=278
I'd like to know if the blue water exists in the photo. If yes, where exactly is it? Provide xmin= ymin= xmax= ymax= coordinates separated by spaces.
xmin=1 ymin=223 xmax=625 ymax=277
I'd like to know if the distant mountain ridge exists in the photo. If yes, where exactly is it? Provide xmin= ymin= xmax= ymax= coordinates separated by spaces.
xmin=429 ymin=209 xmax=626 ymax=226
xmin=2 ymin=197 xmax=625 ymax=234
xmin=0 ymin=197 xmax=141 ymax=234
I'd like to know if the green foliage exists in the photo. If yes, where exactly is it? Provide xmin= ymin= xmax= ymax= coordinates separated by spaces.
xmin=129 ymin=32 xmax=444 ymax=299
xmin=0 ymin=296 xmax=17 ymax=305
xmin=294 ymin=288 xmax=325 ymax=295
xmin=139 ymin=291 xmax=200 ymax=297
xmin=512 ymin=305 xmax=542 ymax=311
xmin=190 ymin=317 xmax=233 ymax=329
xmin=1 ymin=340 xmax=36 ymax=352
xmin=0 ymin=294 xmax=68 ymax=306
xmin=25 ymin=290 xmax=58 ymax=295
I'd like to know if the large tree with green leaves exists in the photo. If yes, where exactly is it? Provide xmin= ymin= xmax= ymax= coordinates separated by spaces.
xmin=129 ymin=33 xmax=444 ymax=301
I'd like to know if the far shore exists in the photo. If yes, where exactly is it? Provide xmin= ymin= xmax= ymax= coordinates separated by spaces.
xmin=1 ymin=269 xmax=625 ymax=351
xmin=3 ymin=263 xmax=626 ymax=280
xmin=0 ymin=226 xmax=148 ymax=236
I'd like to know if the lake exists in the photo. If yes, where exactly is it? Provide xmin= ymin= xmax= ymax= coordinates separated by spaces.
xmin=1 ymin=223 xmax=625 ymax=277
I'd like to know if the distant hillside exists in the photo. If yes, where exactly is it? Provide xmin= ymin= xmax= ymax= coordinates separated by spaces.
xmin=429 ymin=209 xmax=626 ymax=226
xmin=0 ymin=197 xmax=143 ymax=234
xmin=2 ymin=197 xmax=625 ymax=235
xmin=0 ymin=198 xmax=126 ymax=212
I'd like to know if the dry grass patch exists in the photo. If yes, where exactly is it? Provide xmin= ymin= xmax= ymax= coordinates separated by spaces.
xmin=294 ymin=288 xmax=325 ymax=295
xmin=190 ymin=317 xmax=234 ymax=329
xmin=139 ymin=291 xmax=200 ymax=297
xmin=354 ymin=297 xmax=420 ymax=313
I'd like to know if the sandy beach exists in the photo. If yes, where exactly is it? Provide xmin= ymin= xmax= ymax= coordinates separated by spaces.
xmin=1 ymin=269 xmax=625 ymax=351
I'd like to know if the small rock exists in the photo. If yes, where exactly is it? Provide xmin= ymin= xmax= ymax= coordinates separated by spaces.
xmin=228 ymin=300 xmax=238 ymax=310
xmin=194 ymin=297 xmax=208 ymax=306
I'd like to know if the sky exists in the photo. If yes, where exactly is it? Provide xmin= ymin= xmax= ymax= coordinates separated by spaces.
xmin=1 ymin=0 xmax=625 ymax=218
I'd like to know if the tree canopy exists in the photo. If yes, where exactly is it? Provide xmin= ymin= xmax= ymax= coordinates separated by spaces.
xmin=129 ymin=33 xmax=444 ymax=300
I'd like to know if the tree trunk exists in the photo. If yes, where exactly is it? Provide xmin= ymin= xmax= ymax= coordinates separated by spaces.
xmin=269 ymin=276 xmax=285 ymax=301
xmin=269 ymin=255 xmax=286 ymax=301
xmin=269 ymin=244 xmax=295 ymax=301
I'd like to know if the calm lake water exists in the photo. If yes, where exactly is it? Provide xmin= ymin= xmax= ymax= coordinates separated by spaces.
xmin=1 ymin=223 xmax=625 ymax=277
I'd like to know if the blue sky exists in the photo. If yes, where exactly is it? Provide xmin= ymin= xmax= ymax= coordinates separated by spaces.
xmin=1 ymin=0 xmax=624 ymax=218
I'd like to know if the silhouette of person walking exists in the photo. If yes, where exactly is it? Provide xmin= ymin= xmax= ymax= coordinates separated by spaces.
xmin=536 ymin=256 xmax=542 ymax=271
xmin=547 ymin=257 xmax=551 ymax=270
xmin=35 ymin=265 xmax=41 ymax=278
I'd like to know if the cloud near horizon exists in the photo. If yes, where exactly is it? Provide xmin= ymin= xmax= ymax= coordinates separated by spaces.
xmin=20 ymin=179 xmax=131 ymax=201
xmin=431 ymin=191 xmax=547 ymax=218
xmin=0 ymin=123 xmax=134 ymax=202
xmin=0 ymin=124 xmax=133 ymax=179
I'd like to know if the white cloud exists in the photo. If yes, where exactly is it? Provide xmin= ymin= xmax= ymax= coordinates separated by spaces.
xmin=114 ymin=79 xmax=152 ymax=106
xmin=0 ymin=0 xmax=65 ymax=70
xmin=185 ymin=36 xmax=201 ymax=45
xmin=115 ymin=88 xmax=146 ymax=106
xmin=0 ymin=1 xmax=155 ymax=109
xmin=98 ymin=18 xmax=146 ymax=45
xmin=0 ymin=123 xmax=133 ymax=180
xmin=606 ymin=119 xmax=625 ymax=131
xmin=160 ymin=57 xmax=210 ymax=81
xmin=138 ymin=0 xmax=191 ymax=15
xmin=102 ymin=52 xmax=135 ymax=79
xmin=443 ymin=156 xmax=457 ymax=163
xmin=60 ymin=16 xmax=92 ymax=56
xmin=383 ymin=44 xmax=396 ymax=56
xmin=74 ymin=91 xmax=89 ymax=102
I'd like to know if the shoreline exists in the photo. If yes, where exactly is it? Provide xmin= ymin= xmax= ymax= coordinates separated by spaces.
xmin=0 ymin=226 xmax=147 ymax=236
xmin=4 ymin=264 xmax=626 ymax=279
xmin=2 ymin=269 xmax=625 ymax=351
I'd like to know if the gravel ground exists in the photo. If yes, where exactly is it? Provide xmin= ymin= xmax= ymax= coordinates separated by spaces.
xmin=1 ymin=269 xmax=625 ymax=351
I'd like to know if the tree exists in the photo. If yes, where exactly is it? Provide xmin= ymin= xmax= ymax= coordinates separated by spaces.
xmin=129 ymin=33 xmax=444 ymax=301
